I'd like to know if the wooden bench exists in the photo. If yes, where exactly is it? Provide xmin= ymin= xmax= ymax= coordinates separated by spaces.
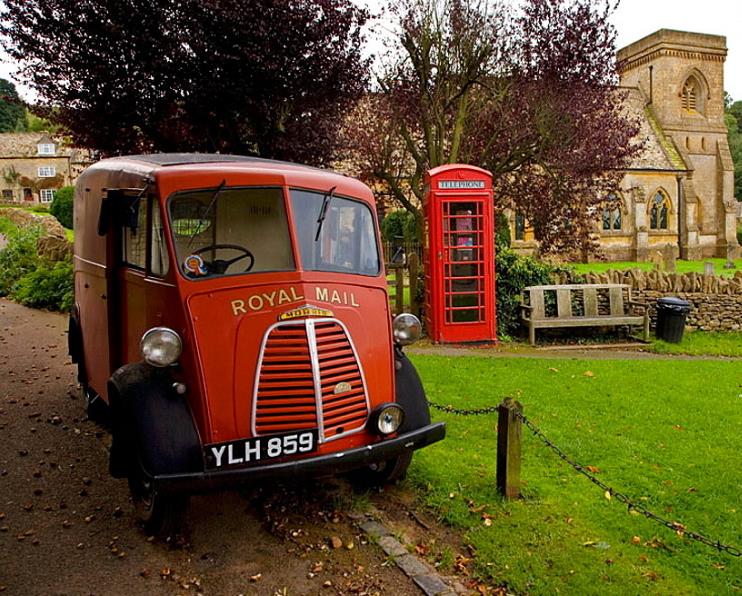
xmin=520 ymin=284 xmax=649 ymax=346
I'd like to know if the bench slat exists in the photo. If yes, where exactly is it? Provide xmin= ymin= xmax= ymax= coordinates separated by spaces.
xmin=556 ymin=289 xmax=572 ymax=318
xmin=531 ymin=289 xmax=545 ymax=319
xmin=584 ymin=288 xmax=598 ymax=317
xmin=609 ymin=287 xmax=624 ymax=316
xmin=531 ymin=316 xmax=645 ymax=329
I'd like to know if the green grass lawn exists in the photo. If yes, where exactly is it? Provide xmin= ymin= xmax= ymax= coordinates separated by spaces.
xmin=407 ymin=354 xmax=742 ymax=595
xmin=649 ymin=331 xmax=742 ymax=358
xmin=573 ymin=258 xmax=742 ymax=277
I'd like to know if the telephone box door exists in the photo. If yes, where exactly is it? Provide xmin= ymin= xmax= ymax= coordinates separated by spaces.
xmin=424 ymin=165 xmax=496 ymax=343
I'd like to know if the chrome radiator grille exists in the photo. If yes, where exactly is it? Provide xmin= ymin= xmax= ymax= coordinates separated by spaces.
xmin=252 ymin=319 xmax=369 ymax=442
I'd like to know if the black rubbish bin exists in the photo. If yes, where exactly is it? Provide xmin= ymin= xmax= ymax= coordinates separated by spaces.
xmin=655 ymin=297 xmax=691 ymax=343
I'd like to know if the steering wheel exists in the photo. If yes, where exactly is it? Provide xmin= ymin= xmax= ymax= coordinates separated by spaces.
xmin=193 ymin=243 xmax=255 ymax=274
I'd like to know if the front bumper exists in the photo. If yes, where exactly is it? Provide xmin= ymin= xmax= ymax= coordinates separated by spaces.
xmin=155 ymin=422 xmax=446 ymax=495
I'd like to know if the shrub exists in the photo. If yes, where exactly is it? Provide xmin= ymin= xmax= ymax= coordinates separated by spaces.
xmin=495 ymin=211 xmax=511 ymax=249
xmin=495 ymin=248 xmax=573 ymax=337
xmin=737 ymin=222 xmax=742 ymax=246
xmin=50 ymin=185 xmax=74 ymax=229
xmin=0 ymin=224 xmax=42 ymax=296
xmin=13 ymin=260 xmax=74 ymax=312
xmin=381 ymin=210 xmax=417 ymax=243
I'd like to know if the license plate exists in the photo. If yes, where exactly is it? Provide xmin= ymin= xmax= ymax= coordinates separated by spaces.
xmin=204 ymin=429 xmax=318 ymax=470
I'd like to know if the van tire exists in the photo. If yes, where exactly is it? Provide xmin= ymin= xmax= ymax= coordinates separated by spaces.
xmin=83 ymin=385 xmax=110 ymax=425
xmin=348 ymin=451 xmax=413 ymax=488
xmin=127 ymin=467 xmax=188 ymax=536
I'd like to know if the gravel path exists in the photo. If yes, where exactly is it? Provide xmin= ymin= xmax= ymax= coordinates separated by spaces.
xmin=0 ymin=299 xmax=422 ymax=596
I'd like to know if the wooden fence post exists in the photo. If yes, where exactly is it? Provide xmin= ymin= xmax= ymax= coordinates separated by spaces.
xmin=497 ymin=399 xmax=523 ymax=499
xmin=408 ymin=252 xmax=419 ymax=318
xmin=395 ymin=266 xmax=404 ymax=314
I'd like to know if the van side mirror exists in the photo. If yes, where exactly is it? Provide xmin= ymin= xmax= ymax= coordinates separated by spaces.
xmin=97 ymin=189 xmax=142 ymax=236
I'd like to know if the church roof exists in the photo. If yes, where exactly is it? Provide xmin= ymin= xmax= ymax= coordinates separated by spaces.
xmin=621 ymin=87 xmax=687 ymax=172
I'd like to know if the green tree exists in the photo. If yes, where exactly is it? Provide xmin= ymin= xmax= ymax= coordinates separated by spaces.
xmin=24 ymin=109 xmax=59 ymax=133
xmin=0 ymin=78 xmax=26 ymax=132
xmin=50 ymin=185 xmax=74 ymax=229
xmin=725 ymin=100 xmax=742 ymax=200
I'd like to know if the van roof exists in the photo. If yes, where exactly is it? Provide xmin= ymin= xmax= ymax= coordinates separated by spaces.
xmin=112 ymin=153 xmax=324 ymax=171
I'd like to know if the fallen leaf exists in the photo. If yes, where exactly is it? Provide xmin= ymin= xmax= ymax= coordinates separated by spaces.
xmin=249 ymin=574 xmax=262 ymax=582
xmin=631 ymin=536 xmax=641 ymax=545
xmin=586 ymin=466 xmax=600 ymax=474
xmin=330 ymin=536 xmax=342 ymax=549
xmin=548 ymin=367 xmax=559 ymax=373
xmin=604 ymin=490 xmax=612 ymax=501
xmin=583 ymin=371 xmax=595 ymax=377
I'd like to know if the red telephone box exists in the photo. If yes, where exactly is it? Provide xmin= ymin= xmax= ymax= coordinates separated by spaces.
xmin=424 ymin=164 xmax=496 ymax=343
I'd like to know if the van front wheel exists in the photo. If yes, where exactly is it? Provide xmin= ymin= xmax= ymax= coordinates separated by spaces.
xmin=127 ymin=469 xmax=188 ymax=536
xmin=349 ymin=451 xmax=413 ymax=488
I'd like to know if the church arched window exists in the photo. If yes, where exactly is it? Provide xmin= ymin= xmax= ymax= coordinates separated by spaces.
xmin=681 ymin=75 xmax=703 ymax=113
xmin=650 ymin=190 xmax=671 ymax=230
xmin=601 ymin=193 xmax=622 ymax=231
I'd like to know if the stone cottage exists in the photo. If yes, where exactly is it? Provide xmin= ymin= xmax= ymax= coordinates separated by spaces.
xmin=0 ymin=132 xmax=93 ymax=205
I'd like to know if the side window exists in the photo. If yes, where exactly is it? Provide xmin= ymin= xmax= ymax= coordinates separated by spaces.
xmin=149 ymin=202 xmax=170 ymax=277
xmin=121 ymin=198 xmax=147 ymax=268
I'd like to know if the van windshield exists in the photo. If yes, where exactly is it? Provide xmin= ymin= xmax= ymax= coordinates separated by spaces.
xmin=290 ymin=189 xmax=380 ymax=276
xmin=169 ymin=187 xmax=294 ymax=279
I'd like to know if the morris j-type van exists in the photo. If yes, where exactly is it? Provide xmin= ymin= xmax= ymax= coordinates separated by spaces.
xmin=68 ymin=154 xmax=445 ymax=531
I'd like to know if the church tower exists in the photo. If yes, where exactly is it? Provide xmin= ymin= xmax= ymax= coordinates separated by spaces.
xmin=617 ymin=30 xmax=737 ymax=259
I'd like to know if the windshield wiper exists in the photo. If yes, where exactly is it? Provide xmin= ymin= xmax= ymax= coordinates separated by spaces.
xmin=187 ymin=178 xmax=226 ymax=248
xmin=314 ymin=186 xmax=337 ymax=242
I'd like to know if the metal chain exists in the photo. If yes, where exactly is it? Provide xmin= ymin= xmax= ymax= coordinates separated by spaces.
xmin=514 ymin=410 xmax=742 ymax=557
xmin=426 ymin=398 xmax=742 ymax=557
xmin=427 ymin=399 xmax=500 ymax=416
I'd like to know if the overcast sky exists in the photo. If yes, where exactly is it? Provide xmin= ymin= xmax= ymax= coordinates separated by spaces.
xmin=1 ymin=0 xmax=740 ymax=102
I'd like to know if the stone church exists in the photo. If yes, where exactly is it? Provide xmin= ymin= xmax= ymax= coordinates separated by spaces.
xmin=512 ymin=29 xmax=739 ymax=261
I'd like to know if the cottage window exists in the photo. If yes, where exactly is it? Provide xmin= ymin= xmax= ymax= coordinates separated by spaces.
xmin=37 ymin=143 xmax=55 ymax=156
xmin=39 ymin=189 xmax=55 ymax=203
xmin=2 ymin=189 xmax=14 ymax=201
xmin=650 ymin=190 xmax=670 ymax=230
xmin=37 ymin=166 xmax=56 ymax=178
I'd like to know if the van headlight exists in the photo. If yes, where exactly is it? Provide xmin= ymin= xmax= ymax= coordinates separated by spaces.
xmin=370 ymin=403 xmax=405 ymax=435
xmin=392 ymin=313 xmax=421 ymax=346
xmin=140 ymin=327 xmax=182 ymax=367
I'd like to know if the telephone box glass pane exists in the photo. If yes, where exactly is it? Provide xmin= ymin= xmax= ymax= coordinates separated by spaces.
xmin=441 ymin=199 xmax=486 ymax=324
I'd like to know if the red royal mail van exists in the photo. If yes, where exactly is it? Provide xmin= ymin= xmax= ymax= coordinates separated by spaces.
xmin=68 ymin=154 xmax=445 ymax=532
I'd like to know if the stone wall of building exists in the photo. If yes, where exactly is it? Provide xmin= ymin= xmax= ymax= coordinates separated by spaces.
xmin=578 ymin=268 xmax=742 ymax=331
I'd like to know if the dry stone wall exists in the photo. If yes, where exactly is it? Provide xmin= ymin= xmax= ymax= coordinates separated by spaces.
xmin=576 ymin=269 xmax=742 ymax=331
xmin=0 ymin=207 xmax=72 ymax=262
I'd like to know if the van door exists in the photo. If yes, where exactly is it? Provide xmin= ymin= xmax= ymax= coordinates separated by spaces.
xmin=114 ymin=194 xmax=174 ymax=366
